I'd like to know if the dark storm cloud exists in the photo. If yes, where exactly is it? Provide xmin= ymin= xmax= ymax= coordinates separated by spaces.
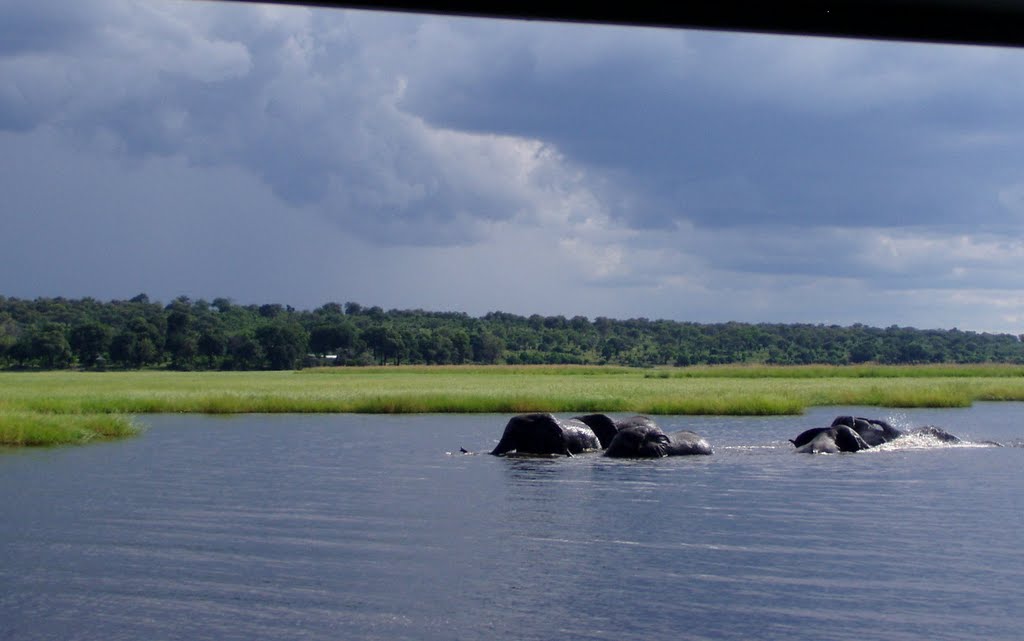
xmin=400 ymin=25 xmax=1024 ymax=231
xmin=0 ymin=2 xmax=569 ymax=247
xmin=5 ymin=1 xmax=1024 ymax=331
xmin=10 ymin=1 xmax=1024 ymax=243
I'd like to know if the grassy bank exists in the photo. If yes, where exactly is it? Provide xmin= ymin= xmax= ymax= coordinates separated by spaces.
xmin=0 ymin=411 xmax=139 ymax=447
xmin=644 ymin=363 xmax=1024 ymax=379
xmin=4 ymin=364 xmax=1024 ymax=447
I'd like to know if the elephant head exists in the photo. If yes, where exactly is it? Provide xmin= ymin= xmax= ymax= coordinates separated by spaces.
xmin=604 ymin=422 xmax=673 ymax=458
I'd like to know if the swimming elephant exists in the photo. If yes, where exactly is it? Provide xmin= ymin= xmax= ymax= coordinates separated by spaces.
xmin=832 ymin=416 xmax=969 ymax=445
xmin=831 ymin=415 xmax=902 ymax=446
xmin=604 ymin=416 xmax=713 ymax=458
xmin=906 ymin=425 xmax=962 ymax=443
xmin=573 ymin=413 xmax=622 ymax=448
xmin=790 ymin=425 xmax=872 ymax=454
xmin=793 ymin=416 xmax=968 ymax=453
xmin=490 ymin=413 xmax=601 ymax=457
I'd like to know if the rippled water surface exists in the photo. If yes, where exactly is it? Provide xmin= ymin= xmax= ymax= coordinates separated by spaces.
xmin=2 ymin=404 xmax=1023 ymax=641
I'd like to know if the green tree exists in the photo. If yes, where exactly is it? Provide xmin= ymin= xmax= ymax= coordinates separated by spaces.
xmin=21 ymin=323 xmax=73 ymax=368
xmin=224 ymin=333 xmax=264 ymax=370
xmin=255 ymin=322 xmax=308 ymax=369
xmin=109 ymin=316 xmax=163 ymax=368
xmin=440 ymin=327 xmax=471 ymax=364
xmin=197 ymin=328 xmax=227 ymax=368
xmin=165 ymin=298 xmax=197 ymax=369
xmin=69 ymin=321 xmax=111 ymax=367
xmin=258 ymin=304 xmax=285 ymax=319
xmin=849 ymin=337 xmax=881 ymax=363
xmin=362 ymin=325 xmax=404 ymax=365
xmin=0 ymin=313 xmax=17 ymax=366
xmin=212 ymin=297 xmax=233 ymax=314
xmin=309 ymin=322 xmax=356 ymax=357
xmin=471 ymin=331 xmax=504 ymax=364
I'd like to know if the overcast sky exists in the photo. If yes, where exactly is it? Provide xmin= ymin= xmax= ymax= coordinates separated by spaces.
xmin=4 ymin=0 xmax=1024 ymax=332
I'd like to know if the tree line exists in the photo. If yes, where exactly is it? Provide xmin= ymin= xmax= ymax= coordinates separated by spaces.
xmin=1 ymin=294 xmax=1022 ymax=370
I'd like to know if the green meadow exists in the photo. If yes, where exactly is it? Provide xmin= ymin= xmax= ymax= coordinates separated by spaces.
xmin=4 ymin=364 xmax=1024 ymax=446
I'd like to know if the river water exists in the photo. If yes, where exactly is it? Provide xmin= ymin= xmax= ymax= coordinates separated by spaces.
xmin=1 ymin=404 xmax=1022 ymax=641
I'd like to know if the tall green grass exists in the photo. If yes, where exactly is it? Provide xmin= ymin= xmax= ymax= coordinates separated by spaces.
xmin=644 ymin=363 xmax=1024 ymax=378
xmin=0 ymin=412 xmax=139 ymax=447
xmin=299 ymin=364 xmax=638 ymax=376
xmin=4 ymin=365 xmax=1024 ymax=447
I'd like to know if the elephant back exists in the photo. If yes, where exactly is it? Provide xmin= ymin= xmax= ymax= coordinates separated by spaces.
xmin=490 ymin=413 xmax=567 ymax=456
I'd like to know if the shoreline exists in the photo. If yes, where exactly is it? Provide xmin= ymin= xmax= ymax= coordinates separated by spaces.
xmin=4 ymin=365 xmax=1024 ymax=447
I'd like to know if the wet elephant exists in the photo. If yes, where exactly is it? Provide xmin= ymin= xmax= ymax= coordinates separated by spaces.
xmin=832 ymin=416 xmax=966 ymax=445
xmin=790 ymin=425 xmax=871 ymax=454
xmin=906 ymin=425 xmax=962 ymax=443
xmin=831 ymin=415 xmax=902 ymax=446
xmin=573 ymin=413 xmax=622 ymax=449
xmin=490 ymin=413 xmax=601 ymax=457
xmin=792 ymin=416 xmax=966 ymax=453
xmin=603 ymin=416 xmax=713 ymax=458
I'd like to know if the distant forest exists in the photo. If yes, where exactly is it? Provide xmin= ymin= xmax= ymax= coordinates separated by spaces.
xmin=1 ymin=294 xmax=1023 ymax=370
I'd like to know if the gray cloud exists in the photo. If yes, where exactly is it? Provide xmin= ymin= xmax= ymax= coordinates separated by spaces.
xmin=400 ymin=24 xmax=1024 ymax=231
xmin=0 ymin=2 xmax=602 ymax=249
xmin=4 ymin=1 xmax=1024 ymax=332
xmin=12 ymin=2 xmax=1024 ymax=238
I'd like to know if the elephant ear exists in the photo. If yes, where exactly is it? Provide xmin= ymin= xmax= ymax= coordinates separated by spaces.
xmin=574 ymin=413 xmax=619 ymax=448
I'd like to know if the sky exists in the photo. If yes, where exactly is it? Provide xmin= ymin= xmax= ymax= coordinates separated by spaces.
xmin=3 ymin=1 xmax=1024 ymax=333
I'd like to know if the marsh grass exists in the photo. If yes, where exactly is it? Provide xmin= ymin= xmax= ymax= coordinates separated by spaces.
xmin=645 ymin=364 xmax=1024 ymax=379
xmin=299 ymin=364 xmax=638 ymax=377
xmin=635 ymin=394 xmax=806 ymax=415
xmin=0 ymin=411 xmax=139 ymax=447
xmin=4 ymin=365 xmax=1024 ymax=446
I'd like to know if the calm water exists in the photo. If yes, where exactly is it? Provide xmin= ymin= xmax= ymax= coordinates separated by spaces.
xmin=2 ymin=404 xmax=1023 ymax=641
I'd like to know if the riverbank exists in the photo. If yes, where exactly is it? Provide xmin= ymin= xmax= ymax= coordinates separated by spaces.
xmin=4 ymin=364 xmax=1024 ymax=446
xmin=0 ymin=411 xmax=139 ymax=447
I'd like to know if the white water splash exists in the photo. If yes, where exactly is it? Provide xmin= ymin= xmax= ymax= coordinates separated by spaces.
xmin=872 ymin=433 xmax=998 ymax=451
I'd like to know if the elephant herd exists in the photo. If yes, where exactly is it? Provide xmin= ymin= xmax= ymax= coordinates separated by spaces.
xmin=485 ymin=412 xmax=970 ymax=458
xmin=490 ymin=413 xmax=713 ymax=458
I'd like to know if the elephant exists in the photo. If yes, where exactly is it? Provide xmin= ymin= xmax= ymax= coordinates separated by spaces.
xmin=573 ymin=413 xmax=622 ymax=449
xmin=790 ymin=424 xmax=872 ymax=453
xmin=833 ymin=416 xmax=970 ymax=445
xmin=603 ymin=416 xmax=713 ymax=458
xmin=792 ymin=416 xmax=969 ymax=453
xmin=796 ymin=425 xmax=872 ymax=453
xmin=906 ymin=425 xmax=962 ymax=443
xmin=831 ymin=415 xmax=902 ymax=446
xmin=490 ymin=413 xmax=601 ymax=457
